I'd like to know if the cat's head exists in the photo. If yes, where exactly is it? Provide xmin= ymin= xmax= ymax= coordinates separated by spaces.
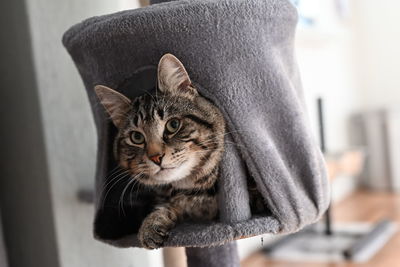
xmin=95 ymin=54 xmax=225 ymax=187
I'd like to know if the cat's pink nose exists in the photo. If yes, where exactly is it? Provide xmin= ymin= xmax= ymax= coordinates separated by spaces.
xmin=149 ymin=153 xmax=164 ymax=166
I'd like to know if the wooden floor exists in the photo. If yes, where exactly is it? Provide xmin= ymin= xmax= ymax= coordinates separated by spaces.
xmin=242 ymin=191 xmax=400 ymax=267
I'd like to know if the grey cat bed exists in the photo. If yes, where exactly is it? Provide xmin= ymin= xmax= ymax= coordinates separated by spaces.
xmin=63 ymin=0 xmax=329 ymax=250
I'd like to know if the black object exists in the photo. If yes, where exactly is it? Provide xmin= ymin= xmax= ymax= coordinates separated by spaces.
xmin=343 ymin=220 xmax=393 ymax=259
xmin=318 ymin=98 xmax=332 ymax=236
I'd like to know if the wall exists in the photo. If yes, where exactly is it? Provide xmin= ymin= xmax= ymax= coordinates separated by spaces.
xmin=0 ymin=0 xmax=60 ymax=266
xmin=351 ymin=0 xmax=400 ymax=110
xmin=4 ymin=0 xmax=162 ymax=266
xmin=294 ymin=0 xmax=361 ymax=153
xmin=295 ymin=1 xmax=363 ymax=204
xmin=296 ymin=0 xmax=400 ymax=201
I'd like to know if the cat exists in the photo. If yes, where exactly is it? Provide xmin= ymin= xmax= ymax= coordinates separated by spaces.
xmin=95 ymin=54 xmax=226 ymax=249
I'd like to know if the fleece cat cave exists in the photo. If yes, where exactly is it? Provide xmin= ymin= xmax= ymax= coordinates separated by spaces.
xmin=63 ymin=0 xmax=329 ymax=259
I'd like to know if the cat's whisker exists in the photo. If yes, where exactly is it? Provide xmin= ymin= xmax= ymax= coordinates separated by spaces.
xmin=195 ymin=134 xmax=247 ymax=147
xmin=223 ymin=129 xmax=257 ymax=135
xmin=194 ymin=139 xmax=251 ymax=155
xmin=118 ymin=178 xmax=136 ymax=216
xmin=118 ymin=171 xmax=145 ymax=215
xmin=100 ymin=171 xmax=130 ymax=209
xmin=129 ymin=177 xmax=142 ymax=206
xmin=212 ymin=141 xmax=249 ymax=152
xmin=202 ymin=130 xmax=252 ymax=142
xmin=98 ymin=168 xmax=128 ymax=200
xmin=101 ymin=174 xmax=129 ymax=205
xmin=102 ymin=166 xmax=126 ymax=181
xmin=100 ymin=168 xmax=124 ymax=188
xmin=132 ymin=179 xmax=144 ymax=202
xmin=105 ymin=165 xmax=123 ymax=177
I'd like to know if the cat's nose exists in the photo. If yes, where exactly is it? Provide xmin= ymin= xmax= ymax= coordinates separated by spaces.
xmin=149 ymin=153 xmax=164 ymax=166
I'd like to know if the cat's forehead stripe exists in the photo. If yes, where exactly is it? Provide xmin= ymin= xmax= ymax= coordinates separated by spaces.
xmin=132 ymin=115 xmax=139 ymax=127
xmin=157 ymin=108 xmax=164 ymax=120
xmin=131 ymin=94 xmax=162 ymax=127
xmin=133 ymin=98 xmax=140 ymax=111
xmin=130 ymin=93 xmax=214 ymax=130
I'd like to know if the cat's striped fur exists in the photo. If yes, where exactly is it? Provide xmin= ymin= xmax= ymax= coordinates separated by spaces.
xmin=95 ymin=54 xmax=225 ymax=249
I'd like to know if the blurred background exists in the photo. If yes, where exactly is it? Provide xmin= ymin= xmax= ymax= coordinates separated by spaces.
xmin=0 ymin=0 xmax=399 ymax=266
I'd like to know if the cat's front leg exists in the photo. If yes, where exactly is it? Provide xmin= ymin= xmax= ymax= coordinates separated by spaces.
xmin=138 ymin=193 xmax=217 ymax=249
xmin=138 ymin=205 xmax=178 ymax=249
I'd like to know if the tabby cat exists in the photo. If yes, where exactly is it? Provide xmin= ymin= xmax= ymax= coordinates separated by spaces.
xmin=95 ymin=54 xmax=226 ymax=249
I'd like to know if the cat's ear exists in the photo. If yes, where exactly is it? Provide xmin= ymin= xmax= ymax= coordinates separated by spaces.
xmin=157 ymin=54 xmax=197 ymax=96
xmin=94 ymin=85 xmax=131 ymax=128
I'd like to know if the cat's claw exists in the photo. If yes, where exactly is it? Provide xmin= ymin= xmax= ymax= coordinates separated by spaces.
xmin=138 ymin=222 xmax=169 ymax=249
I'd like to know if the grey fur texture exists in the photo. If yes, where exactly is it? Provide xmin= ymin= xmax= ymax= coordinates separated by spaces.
xmin=186 ymin=241 xmax=239 ymax=267
xmin=62 ymin=0 xmax=329 ymax=249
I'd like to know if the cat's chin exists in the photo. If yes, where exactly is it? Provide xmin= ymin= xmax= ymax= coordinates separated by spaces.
xmin=149 ymin=156 xmax=198 ymax=185
xmin=152 ymin=168 xmax=178 ymax=182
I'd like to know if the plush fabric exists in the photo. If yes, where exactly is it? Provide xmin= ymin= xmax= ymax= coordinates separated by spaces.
xmin=186 ymin=241 xmax=239 ymax=267
xmin=62 ymin=0 xmax=329 ymax=249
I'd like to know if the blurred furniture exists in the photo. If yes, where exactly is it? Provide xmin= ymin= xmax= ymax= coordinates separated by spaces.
xmin=243 ymin=191 xmax=400 ymax=267
xmin=262 ymin=98 xmax=397 ymax=262
xmin=326 ymin=150 xmax=365 ymax=182
xmin=350 ymin=109 xmax=400 ymax=192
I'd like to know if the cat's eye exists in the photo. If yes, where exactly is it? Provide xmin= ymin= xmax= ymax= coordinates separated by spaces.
xmin=130 ymin=131 xmax=145 ymax=144
xmin=165 ymin=118 xmax=181 ymax=134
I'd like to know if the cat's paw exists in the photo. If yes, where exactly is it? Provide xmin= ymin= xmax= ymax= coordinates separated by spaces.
xmin=138 ymin=220 xmax=169 ymax=249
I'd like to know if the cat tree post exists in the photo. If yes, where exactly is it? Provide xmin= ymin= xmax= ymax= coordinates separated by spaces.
xmin=63 ymin=0 xmax=329 ymax=266
xmin=163 ymin=247 xmax=187 ymax=267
